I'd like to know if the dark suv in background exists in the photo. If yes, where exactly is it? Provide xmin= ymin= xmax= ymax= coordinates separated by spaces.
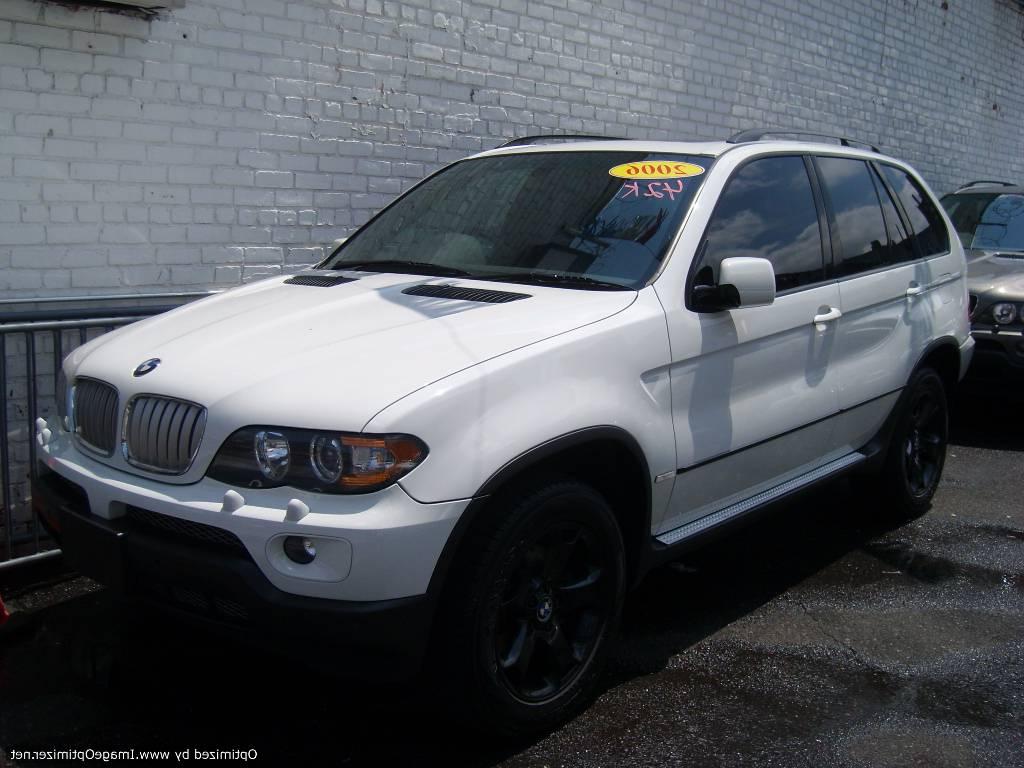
xmin=941 ymin=181 xmax=1024 ymax=381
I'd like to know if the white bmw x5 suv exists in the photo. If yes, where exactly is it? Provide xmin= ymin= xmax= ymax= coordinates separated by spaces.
xmin=35 ymin=131 xmax=973 ymax=733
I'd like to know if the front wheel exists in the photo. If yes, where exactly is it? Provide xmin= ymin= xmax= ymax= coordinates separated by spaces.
xmin=439 ymin=480 xmax=626 ymax=735
xmin=875 ymin=367 xmax=949 ymax=518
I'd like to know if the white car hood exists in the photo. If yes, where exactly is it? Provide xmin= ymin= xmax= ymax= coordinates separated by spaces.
xmin=70 ymin=272 xmax=636 ymax=431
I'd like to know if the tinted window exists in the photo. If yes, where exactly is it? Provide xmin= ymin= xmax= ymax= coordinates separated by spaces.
xmin=941 ymin=193 xmax=1024 ymax=252
xmin=816 ymin=157 xmax=890 ymax=277
xmin=874 ymin=166 xmax=916 ymax=264
xmin=697 ymin=156 xmax=823 ymax=292
xmin=323 ymin=152 xmax=711 ymax=289
xmin=880 ymin=165 xmax=949 ymax=256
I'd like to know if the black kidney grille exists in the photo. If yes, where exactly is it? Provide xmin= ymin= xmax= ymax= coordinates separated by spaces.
xmin=284 ymin=274 xmax=357 ymax=287
xmin=73 ymin=378 xmax=119 ymax=455
xmin=402 ymin=284 xmax=530 ymax=303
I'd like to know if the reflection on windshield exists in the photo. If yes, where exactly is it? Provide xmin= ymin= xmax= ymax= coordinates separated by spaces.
xmin=941 ymin=193 xmax=1024 ymax=252
xmin=320 ymin=151 xmax=711 ymax=288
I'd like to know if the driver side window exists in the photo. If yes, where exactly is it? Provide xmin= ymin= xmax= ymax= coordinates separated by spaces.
xmin=697 ymin=155 xmax=825 ymax=292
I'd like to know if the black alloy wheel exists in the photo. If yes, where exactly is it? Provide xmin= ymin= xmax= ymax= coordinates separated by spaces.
xmin=439 ymin=480 xmax=625 ymax=735
xmin=875 ymin=366 xmax=949 ymax=518
xmin=903 ymin=383 xmax=947 ymax=499
xmin=492 ymin=518 xmax=616 ymax=703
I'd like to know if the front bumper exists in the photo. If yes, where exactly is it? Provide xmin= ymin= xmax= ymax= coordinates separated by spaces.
xmin=967 ymin=326 xmax=1024 ymax=381
xmin=37 ymin=431 xmax=467 ymax=602
xmin=32 ymin=467 xmax=439 ymax=680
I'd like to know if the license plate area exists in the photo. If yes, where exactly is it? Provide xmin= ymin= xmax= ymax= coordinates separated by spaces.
xmin=59 ymin=506 xmax=126 ymax=591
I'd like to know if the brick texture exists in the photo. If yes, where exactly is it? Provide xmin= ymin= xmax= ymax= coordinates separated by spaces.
xmin=0 ymin=0 xmax=1023 ymax=296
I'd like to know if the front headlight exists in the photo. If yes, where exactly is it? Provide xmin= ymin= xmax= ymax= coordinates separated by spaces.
xmin=207 ymin=426 xmax=428 ymax=494
xmin=991 ymin=302 xmax=1018 ymax=325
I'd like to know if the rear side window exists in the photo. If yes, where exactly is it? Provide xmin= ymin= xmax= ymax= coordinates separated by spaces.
xmin=879 ymin=165 xmax=950 ymax=256
xmin=816 ymin=156 xmax=890 ymax=277
xmin=874 ymin=166 xmax=916 ymax=265
xmin=697 ymin=155 xmax=824 ymax=292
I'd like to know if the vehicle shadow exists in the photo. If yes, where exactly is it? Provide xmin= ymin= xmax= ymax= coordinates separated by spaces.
xmin=949 ymin=377 xmax=1024 ymax=452
xmin=608 ymin=480 xmax=896 ymax=683
xmin=0 ymin=480 xmax=903 ymax=768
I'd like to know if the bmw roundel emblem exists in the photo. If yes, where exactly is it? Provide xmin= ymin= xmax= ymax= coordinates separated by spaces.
xmin=133 ymin=358 xmax=161 ymax=377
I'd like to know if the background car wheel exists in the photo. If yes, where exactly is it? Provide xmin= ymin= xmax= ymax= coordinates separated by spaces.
xmin=438 ymin=480 xmax=626 ymax=736
xmin=874 ymin=366 xmax=949 ymax=519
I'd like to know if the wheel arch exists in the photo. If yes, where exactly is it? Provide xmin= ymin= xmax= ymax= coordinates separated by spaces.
xmin=915 ymin=335 xmax=962 ymax=395
xmin=860 ymin=336 xmax=959 ymax=471
xmin=425 ymin=426 xmax=653 ymax=604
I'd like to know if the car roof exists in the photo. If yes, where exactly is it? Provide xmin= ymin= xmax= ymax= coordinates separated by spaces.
xmin=472 ymin=138 xmax=894 ymax=162
xmin=947 ymin=183 xmax=1024 ymax=196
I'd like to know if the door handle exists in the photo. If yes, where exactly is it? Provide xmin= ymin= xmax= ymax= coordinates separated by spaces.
xmin=813 ymin=307 xmax=842 ymax=329
xmin=906 ymin=283 xmax=925 ymax=298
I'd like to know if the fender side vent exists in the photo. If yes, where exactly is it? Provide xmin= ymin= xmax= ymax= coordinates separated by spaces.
xmin=284 ymin=274 xmax=357 ymax=287
xmin=402 ymin=284 xmax=530 ymax=303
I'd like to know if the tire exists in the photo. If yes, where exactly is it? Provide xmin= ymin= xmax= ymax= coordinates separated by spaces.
xmin=437 ymin=480 xmax=626 ymax=736
xmin=873 ymin=366 xmax=949 ymax=519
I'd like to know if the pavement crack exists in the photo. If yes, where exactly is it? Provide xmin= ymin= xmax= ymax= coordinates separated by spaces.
xmin=782 ymin=593 xmax=889 ymax=676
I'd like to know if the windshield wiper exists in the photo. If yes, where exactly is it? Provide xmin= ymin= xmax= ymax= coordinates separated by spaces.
xmin=474 ymin=272 xmax=633 ymax=291
xmin=331 ymin=260 xmax=473 ymax=277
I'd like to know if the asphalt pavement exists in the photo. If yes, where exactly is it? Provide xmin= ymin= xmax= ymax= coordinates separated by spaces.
xmin=1 ymin=387 xmax=1021 ymax=767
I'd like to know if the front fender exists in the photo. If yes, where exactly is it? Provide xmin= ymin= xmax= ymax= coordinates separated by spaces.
xmin=363 ymin=288 xmax=677 ymax=531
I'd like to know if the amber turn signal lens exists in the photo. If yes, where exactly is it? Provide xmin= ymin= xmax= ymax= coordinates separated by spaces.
xmin=338 ymin=435 xmax=427 ymax=490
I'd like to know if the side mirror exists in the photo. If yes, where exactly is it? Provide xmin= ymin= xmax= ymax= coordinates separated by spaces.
xmin=720 ymin=257 xmax=775 ymax=307
xmin=692 ymin=257 xmax=776 ymax=312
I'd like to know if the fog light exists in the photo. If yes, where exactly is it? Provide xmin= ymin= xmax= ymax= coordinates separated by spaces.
xmin=283 ymin=536 xmax=317 ymax=564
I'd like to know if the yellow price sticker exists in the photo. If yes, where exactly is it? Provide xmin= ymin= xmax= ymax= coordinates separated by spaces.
xmin=608 ymin=161 xmax=706 ymax=180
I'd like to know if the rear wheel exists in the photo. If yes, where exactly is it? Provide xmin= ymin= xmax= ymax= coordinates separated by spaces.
xmin=874 ymin=367 xmax=948 ymax=518
xmin=439 ymin=480 xmax=625 ymax=735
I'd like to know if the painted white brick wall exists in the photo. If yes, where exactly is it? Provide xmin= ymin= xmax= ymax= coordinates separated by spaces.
xmin=1 ymin=0 xmax=1023 ymax=296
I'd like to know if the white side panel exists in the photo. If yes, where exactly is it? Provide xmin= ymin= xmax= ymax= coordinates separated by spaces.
xmin=828 ymin=392 xmax=900 ymax=454
xmin=833 ymin=260 xmax=931 ymax=409
xmin=366 ymin=288 xmax=679 ymax=529
xmin=657 ymin=282 xmax=843 ymax=527
xmin=659 ymin=419 xmax=836 ymax=535
xmin=833 ymin=248 xmax=964 ymax=415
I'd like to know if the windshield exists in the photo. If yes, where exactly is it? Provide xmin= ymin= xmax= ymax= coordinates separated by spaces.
xmin=941 ymin=192 xmax=1024 ymax=252
xmin=320 ymin=151 xmax=712 ymax=288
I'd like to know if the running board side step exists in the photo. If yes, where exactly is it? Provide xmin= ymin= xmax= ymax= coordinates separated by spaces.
xmin=655 ymin=452 xmax=867 ymax=547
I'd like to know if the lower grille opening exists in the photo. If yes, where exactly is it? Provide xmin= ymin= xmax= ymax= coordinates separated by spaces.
xmin=123 ymin=506 xmax=247 ymax=555
xmin=137 ymin=580 xmax=252 ymax=624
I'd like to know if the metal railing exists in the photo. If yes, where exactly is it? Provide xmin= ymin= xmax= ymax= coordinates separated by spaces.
xmin=0 ymin=292 xmax=216 ymax=566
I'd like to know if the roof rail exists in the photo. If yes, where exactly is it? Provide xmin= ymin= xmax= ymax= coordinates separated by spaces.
xmin=727 ymin=128 xmax=880 ymax=154
xmin=955 ymin=180 xmax=1017 ymax=191
xmin=498 ymin=134 xmax=624 ymax=148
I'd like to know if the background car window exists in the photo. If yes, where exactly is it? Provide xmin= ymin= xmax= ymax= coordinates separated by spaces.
xmin=874 ymin=166 xmax=916 ymax=265
xmin=816 ymin=156 xmax=890 ymax=277
xmin=941 ymin=193 xmax=1024 ymax=252
xmin=697 ymin=156 xmax=824 ymax=292
xmin=879 ymin=165 xmax=950 ymax=256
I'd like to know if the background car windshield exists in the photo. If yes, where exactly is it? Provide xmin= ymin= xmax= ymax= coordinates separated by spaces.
xmin=941 ymin=193 xmax=1024 ymax=252
xmin=321 ymin=151 xmax=712 ymax=288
